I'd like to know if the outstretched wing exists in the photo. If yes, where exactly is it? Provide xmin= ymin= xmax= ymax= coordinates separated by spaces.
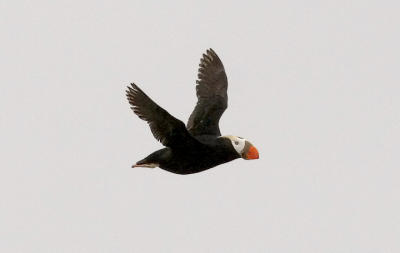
xmin=187 ymin=49 xmax=228 ymax=136
xmin=126 ymin=83 xmax=199 ymax=148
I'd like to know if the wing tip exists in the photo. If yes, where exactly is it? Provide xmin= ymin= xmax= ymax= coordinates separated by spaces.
xmin=207 ymin=48 xmax=216 ymax=55
xmin=200 ymin=48 xmax=222 ymax=65
xmin=126 ymin=83 xmax=143 ymax=107
xmin=127 ymin=82 xmax=139 ymax=91
xmin=126 ymin=83 xmax=145 ymax=98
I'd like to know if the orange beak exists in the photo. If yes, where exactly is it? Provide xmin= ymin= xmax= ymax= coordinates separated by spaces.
xmin=245 ymin=145 xmax=259 ymax=160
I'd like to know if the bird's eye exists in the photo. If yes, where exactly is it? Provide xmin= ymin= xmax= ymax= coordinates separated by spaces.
xmin=234 ymin=141 xmax=239 ymax=145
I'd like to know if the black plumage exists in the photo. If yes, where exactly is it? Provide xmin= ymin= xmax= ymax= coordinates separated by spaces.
xmin=126 ymin=49 xmax=258 ymax=175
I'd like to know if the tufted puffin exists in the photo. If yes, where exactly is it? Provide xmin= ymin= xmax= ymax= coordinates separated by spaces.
xmin=126 ymin=49 xmax=259 ymax=175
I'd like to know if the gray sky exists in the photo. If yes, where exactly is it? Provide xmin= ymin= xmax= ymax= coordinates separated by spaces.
xmin=1 ymin=0 xmax=399 ymax=252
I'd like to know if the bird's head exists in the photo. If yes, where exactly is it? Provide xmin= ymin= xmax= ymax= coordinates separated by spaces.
xmin=222 ymin=135 xmax=259 ymax=160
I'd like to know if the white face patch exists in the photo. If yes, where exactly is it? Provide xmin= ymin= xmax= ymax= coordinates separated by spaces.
xmin=222 ymin=135 xmax=246 ymax=155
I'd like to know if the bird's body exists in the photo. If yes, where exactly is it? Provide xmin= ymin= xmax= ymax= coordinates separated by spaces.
xmin=136 ymin=135 xmax=240 ymax=174
xmin=126 ymin=49 xmax=258 ymax=175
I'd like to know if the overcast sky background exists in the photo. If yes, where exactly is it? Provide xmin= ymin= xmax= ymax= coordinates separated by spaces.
xmin=1 ymin=0 xmax=399 ymax=252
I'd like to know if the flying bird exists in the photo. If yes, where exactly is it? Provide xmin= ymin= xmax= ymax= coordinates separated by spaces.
xmin=126 ymin=49 xmax=259 ymax=174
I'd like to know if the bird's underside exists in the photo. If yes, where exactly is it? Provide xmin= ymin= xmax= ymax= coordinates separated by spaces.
xmin=126 ymin=49 xmax=258 ymax=175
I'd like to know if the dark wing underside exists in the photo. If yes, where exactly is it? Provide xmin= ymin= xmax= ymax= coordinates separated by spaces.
xmin=126 ymin=83 xmax=199 ymax=149
xmin=187 ymin=49 xmax=228 ymax=136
